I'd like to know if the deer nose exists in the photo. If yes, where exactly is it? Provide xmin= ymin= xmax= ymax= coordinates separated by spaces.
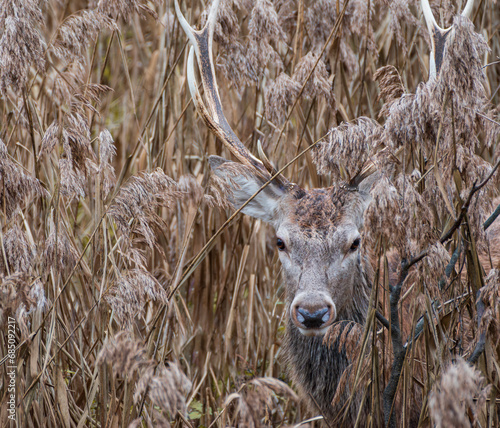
xmin=296 ymin=307 xmax=330 ymax=329
xmin=291 ymin=295 xmax=336 ymax=335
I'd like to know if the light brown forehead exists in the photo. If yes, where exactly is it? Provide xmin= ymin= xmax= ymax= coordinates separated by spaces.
xmin=287 ymin=187 xmax=355 ymax=238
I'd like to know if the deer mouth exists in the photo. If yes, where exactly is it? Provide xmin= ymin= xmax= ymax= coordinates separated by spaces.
xmin=297 ymin=325 xmax=331 ymax=337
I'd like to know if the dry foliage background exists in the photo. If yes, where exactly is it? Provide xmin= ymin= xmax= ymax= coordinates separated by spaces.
xmin=0 ymin=0 xmax=499 ymax=426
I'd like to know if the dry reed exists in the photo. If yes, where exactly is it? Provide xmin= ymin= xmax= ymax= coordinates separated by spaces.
xmin=0 ymin=0 xmax=499 ymax=426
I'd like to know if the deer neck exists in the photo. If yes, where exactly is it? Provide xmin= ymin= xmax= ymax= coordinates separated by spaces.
xmin=284 ymin=255 xmax=372 ymax=422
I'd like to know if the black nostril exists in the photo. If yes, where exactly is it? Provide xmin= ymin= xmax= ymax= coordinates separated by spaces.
xmin=296 ymin=307 xmax=330 ymax=329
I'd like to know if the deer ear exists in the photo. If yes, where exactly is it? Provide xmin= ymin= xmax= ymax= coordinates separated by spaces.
xmin=208 ymin=155 xmax=286 ymax=224
xmin=344 ymin=172 xmax=380 ymax=228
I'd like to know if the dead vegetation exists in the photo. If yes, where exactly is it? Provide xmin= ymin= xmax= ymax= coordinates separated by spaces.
xmin=0 ymin=0 xmax=499 ymax=426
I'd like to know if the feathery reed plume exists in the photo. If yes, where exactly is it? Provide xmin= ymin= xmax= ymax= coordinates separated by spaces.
xmin=417 ymin=242 xmax=451 ymax=286
xmin=394 ymin=174 xmax=436 ymax=248
xmin=478 ymin=269 xmax=500 ymax=338
xmin=218 ymin=42 xmax=257 ymax=95
xmin=96 ymin=0 xmax=160 ymax=20
xmin=0 ymin=273 xmax=45 ymax=338
xmin=248 ymin=0 xmax=286 ymax=45
xmin=0 ymin=0 xmax=45 ymax=94
xmin=382 ymin=0 xmax=420 ymax=54
xmin=109 ymin=169 xmax=181 ymax=249
xmin=224 ymin=377 xmax=298 ymax=426
xmin=379 ymin=16 xmax=488 ymax=160
xmin=73 ymin=83 xmax=113 ymax=114
xmin=0 ymin=223 xmax=35 ymax=275
xmin=304 ymin=0 xmax=341 ymax=52
xmin=98 ymin=129 xmax=116 ymax=197
xmin=363 ymin=176 xmax=404 ymax=248
xmin=52 ymin=10 xmax=116 ymax=65
xmin=265 ymin=72 xmax=301 ymax=125
xmin=305 ymin=0 xmax=376 ymax=73
xmin=40 ymin=121 xmax=61 ymax=157
xmin=0 ymin=139 xmax=44 ymax=219
xmin=208 ymin=173 xmax=233 ymax=210
xmin=98 ymin=332 xmax=190 ymax=425
xmin=57 ymin=111 xmax=97 ymax=199
xmin=248 ymin=0 xmax=285 ymax=75
xmin=313 ymin=118 xmax=380 ymax=182
xmin=374 ymin=65 xmax=405 ymax=117
xmin=43 ymin=214 xmax=80 ymax=275
xmin=105 ymin=269 xmax=168 ymax=328
xmin=209 ymin=0 xmax=239 ymax=48
xmin=429 ymin=358 xmax=490 ymax=428
xmin=134 ymin=363 xmax=192 ymax=419
xmin=364 ymin=172 xmax=435 ymax=252
xmin=203 ymin=0 xmax=257 ymax=93
xmin=177 ymin=174 xmax=212 ymax=207
xmin=59 ymin=157 xmax=87 ymax=199
xmin=97 ymin=331 xmax=151 ymax=377
xmin=345 ymin=0 xmax=377 ymax=54
xmin=292 ymin=52 xmax=334 ymax=105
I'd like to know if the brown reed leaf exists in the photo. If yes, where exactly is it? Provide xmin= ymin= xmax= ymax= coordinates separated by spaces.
xmin=323 ymin=321 xmax=365 ymax=361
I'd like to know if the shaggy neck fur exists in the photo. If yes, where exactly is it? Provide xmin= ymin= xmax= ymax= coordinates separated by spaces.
xmin=284 ymin=255 xmax=372 ymax=425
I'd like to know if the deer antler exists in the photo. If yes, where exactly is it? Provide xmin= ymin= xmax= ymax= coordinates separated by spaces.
xmin=421 ymin=0 xmax=475 ymax=77
xmin=174 ymin=0 xmax=290 ymax=189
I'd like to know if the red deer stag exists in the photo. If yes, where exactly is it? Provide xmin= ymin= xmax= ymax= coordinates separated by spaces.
xmin=175 ymin=0 xmax=494 ymax=425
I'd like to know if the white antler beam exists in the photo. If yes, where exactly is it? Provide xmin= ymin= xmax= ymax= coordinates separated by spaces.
xmin=421 ymin=0 xmax=475 ymax=78
xmin=174 ymin=0 xmax=290 ymax=187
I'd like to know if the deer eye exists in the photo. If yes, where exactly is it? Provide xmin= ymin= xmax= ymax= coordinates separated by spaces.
xmin=350 ymin=238 xmax=361 ymax=252
xmin=276 ymin=238 xmax=286 ymax=251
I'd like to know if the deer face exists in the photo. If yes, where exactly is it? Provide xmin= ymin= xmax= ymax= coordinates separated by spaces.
xmin=210 ymin=157 xmax=371 ymax=337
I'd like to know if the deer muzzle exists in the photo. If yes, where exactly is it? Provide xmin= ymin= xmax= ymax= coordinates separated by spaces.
xmin=291 ymin=293 xmax=336 ymax=336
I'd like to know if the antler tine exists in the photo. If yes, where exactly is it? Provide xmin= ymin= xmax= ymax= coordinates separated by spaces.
xmin=421 ymin=0 xmax=475 ymax=78
xmin=175 ymin=0 xmax=290 ymax=188
xmin=461 ymin=0 xmax=475 ymax=18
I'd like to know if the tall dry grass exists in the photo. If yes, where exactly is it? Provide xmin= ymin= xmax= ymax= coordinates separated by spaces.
xmin=0 ymin=0 xmax=499 ymax=426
